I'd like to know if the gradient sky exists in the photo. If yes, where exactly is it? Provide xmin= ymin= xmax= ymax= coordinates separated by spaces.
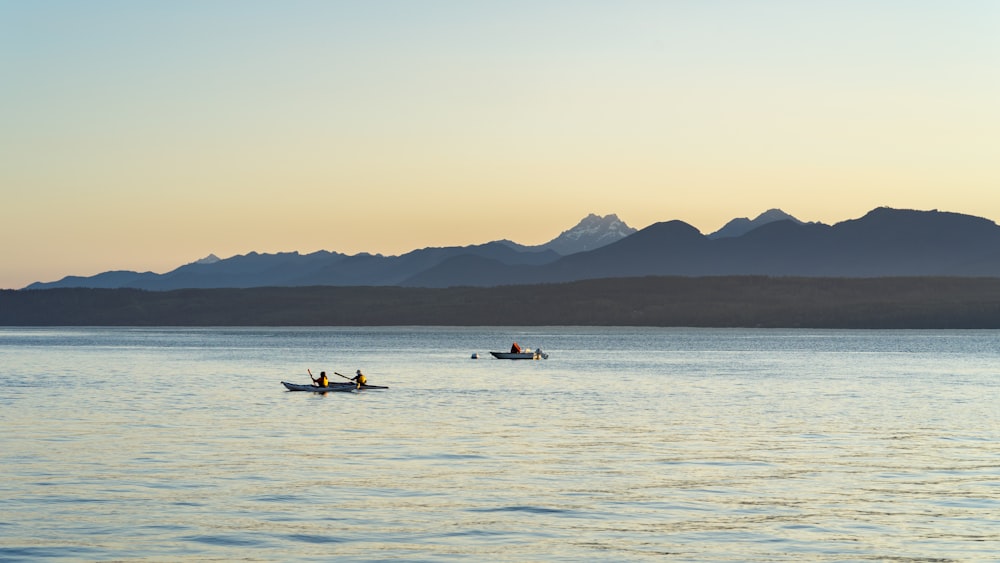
xmin=2 ymin=1 xmax=998 ymax=289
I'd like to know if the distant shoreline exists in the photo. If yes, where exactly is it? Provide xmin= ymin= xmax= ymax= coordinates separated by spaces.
xmin=4 ymin=276 xmax=1000 ymax=329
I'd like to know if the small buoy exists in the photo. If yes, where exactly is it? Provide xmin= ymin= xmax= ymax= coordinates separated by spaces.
xmin=471 ymin=353 xmax=479 ymax=359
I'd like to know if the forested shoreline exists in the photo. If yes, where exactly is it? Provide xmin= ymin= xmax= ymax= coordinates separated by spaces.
xmin=4 ymin=276 xmax=1000 ymax=328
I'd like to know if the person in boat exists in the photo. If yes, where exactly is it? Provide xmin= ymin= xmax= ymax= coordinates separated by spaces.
xmin=510 ymin=342 xmax=522 ymax=354
xmin=310 ymin=370 xmax=329 ymax=388
xmin=350 ymin=369 xmax=367 ymax=387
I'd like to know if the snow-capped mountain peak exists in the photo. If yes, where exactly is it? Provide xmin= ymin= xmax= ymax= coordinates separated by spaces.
xmin=541 ymin=213 xmax=637 ymax=255
xmin=193 ymin=254 xmax=221 ymax=265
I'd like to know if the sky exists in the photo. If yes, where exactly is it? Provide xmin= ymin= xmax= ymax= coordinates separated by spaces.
xmin=2 ymin=1 xmax=998 ymax=289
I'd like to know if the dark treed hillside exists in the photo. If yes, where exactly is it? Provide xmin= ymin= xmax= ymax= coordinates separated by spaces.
xmin=4 ymin=277 xmax=1000 ymax=328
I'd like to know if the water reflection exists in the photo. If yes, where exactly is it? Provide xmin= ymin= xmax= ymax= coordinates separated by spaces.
xmin=0 ymin=327 xmax=997 ymax=561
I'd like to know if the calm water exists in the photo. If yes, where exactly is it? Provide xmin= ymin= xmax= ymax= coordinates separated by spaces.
xmin=1 ymin=327 xmax=997 ymax=562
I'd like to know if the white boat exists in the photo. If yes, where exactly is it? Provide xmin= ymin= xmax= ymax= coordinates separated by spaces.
xmin=489 ymin=349 xmax=548 ymax=360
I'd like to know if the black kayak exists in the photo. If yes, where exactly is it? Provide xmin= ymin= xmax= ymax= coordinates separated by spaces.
xmin=281 ymin=381 xmax=388 ymax=392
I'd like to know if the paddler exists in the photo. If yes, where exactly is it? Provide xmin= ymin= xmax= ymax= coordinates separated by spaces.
xmin=309 ymin=369 xmax=329 ymax=388
xmin=350 ymin=369 xmax=367 ymax=387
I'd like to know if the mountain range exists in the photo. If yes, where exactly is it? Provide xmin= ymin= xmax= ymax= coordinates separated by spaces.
xmin=25 ymin=213 xmax=635 ymax=290
xmin=25 ymin=207 xmax=1000 ymax=290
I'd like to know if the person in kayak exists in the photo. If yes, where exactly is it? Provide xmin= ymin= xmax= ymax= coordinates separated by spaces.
xmin=309 ymin=370 xmax=329 ymax=388
xmin=351 ymin=369 xmax=367 ymax=387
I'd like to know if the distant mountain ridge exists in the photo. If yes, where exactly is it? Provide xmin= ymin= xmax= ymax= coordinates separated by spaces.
xmin=708 ymin=208 xmax=804 ymax=239
xmin=397 ymin=207 xmax=1000 ymax=286
xmin=25 ymin=213 xmax=634 ymax=290
xmin=24 ymin=207 xmax=1000 ymax=290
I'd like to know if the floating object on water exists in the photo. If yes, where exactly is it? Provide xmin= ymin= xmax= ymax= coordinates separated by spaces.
xmin=489 ymin=348 xmax=549 ymax=360
xmin=281 ymin=381 xmax=388 ymax=392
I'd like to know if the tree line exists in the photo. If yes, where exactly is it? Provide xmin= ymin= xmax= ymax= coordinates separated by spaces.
xmin=4 ymin=276 xmax=1000 ymax=328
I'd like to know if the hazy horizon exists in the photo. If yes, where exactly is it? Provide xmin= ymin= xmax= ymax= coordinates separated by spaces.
xmin=3 ymin=1 xmax=998 ymax=289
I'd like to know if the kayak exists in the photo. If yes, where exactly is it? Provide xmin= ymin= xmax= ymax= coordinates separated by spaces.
xmin=282 ymin=381 xmax=356 ymax=392
xmin=339 ymin=382 xmax=389 ymax=390
xmin=281 ymin=381 xmax=389 ymax=392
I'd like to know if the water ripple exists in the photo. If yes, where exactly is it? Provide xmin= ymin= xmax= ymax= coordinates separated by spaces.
xmin=2 ymin=327 xmax=998 ymax=561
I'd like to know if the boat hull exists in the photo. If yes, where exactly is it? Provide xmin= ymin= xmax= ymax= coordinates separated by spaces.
xmin=489 ymin=351 xmax=548 ymax=360
xmin=281 ymin=381 xmax=389 ymax=392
